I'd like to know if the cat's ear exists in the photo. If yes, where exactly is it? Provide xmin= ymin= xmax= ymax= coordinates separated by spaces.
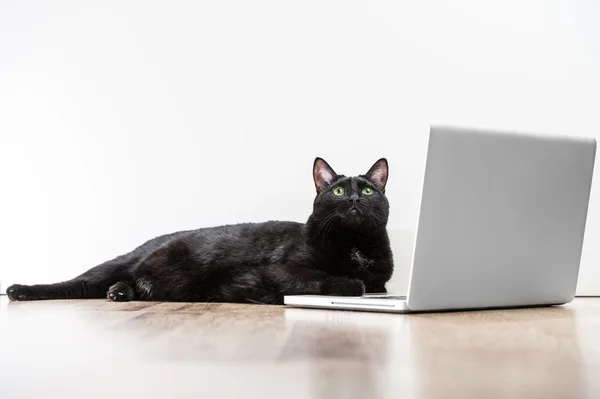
xmin=365 ymin=158 xmax=388 ymax=192
xmin=313 ymin=157 xmax=338 ymax=193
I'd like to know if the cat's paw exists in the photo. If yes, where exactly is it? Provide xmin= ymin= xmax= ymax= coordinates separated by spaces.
xmin=366 ymin=285 xmax=387 ymax=294
xmin=107 ymin=281 xmax=134 ymax=302
xmin=6 ymin=284 xmax=37 ymax=301
xmin=322 ymin=278 xmax=366 ymax=297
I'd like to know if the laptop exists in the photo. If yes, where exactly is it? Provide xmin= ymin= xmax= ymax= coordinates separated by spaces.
xmin=284 ymin=124 xmax=597 ymax=313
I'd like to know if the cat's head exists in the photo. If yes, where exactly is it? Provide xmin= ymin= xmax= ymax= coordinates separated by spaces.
xmin=311 ymin=157 xmax=390 ymax=232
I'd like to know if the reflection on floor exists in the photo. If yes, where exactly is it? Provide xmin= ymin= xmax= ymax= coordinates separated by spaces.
xmin=1 ymin=296 xmax=599 ymax=399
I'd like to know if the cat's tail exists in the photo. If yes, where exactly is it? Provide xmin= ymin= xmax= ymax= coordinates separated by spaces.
xmin=6 ymin=254 xmax=136 ymax=301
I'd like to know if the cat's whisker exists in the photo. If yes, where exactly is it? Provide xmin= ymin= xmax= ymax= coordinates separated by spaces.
xmin=315 ymin=212 xmax=337 ymax=237
xmin=323 ymin=215 xmax=338 ymax=244
xmin=315 ymin=212 xmax=339 ymax=244
xmin=319 ymin=218 xmax=333 ymax=245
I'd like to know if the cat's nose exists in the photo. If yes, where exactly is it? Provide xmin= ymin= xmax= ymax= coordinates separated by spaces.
xmin=349 ymin=193 xmax=360 ymax=203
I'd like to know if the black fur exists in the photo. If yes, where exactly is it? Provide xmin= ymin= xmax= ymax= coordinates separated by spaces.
xmin=7 ymin=158 xmax=394 ymax=304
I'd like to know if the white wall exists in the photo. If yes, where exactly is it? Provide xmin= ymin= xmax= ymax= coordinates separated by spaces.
xmin=1 ymin=0 xmax=598 ymax=295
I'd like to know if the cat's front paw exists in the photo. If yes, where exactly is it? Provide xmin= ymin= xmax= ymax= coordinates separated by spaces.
xmin=107 ymin=282 xmax=134 ymax=302
xmin=6 ymin=284 xmax=37 ymax=301
xmin=322 ymin=278 xmax=365 ymax=297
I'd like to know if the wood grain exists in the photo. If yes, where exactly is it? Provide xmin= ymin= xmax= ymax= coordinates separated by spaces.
xmin=1 ymin=297 xmax=600 ymax=399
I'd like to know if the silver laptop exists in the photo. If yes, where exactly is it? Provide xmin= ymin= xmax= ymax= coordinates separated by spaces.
xmin=284 ymin=124 xmax=597 ymax=313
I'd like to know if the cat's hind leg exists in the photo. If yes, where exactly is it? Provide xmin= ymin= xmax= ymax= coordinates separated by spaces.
xmin=6 ymin=257 xmax=135 ymax=301
xmin=107 ymin=281 xmax=135 ymax=302
xmin=7 ymin=279 xmax=107 ymax=301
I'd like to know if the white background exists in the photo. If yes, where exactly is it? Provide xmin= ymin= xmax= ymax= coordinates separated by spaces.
xmin=1 ymin=0 xmax=598 ymax=295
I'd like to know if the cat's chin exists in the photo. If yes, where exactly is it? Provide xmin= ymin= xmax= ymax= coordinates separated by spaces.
xmin=340 ymin=212 xmax=368 ymax=229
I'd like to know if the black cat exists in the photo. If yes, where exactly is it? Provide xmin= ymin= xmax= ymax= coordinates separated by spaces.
xmin=6 ymin=158 xmax=394 ymax=304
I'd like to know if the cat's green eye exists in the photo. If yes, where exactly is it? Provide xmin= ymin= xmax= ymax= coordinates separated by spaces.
xmin=332 ymin=186 xmax=345 ymax=196
xmin=362 ymin=187 xmax=374 ymax=196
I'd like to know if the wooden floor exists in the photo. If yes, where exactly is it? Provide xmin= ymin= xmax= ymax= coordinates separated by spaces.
xmin=1 ymin=296 xmax=600 ymax=399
